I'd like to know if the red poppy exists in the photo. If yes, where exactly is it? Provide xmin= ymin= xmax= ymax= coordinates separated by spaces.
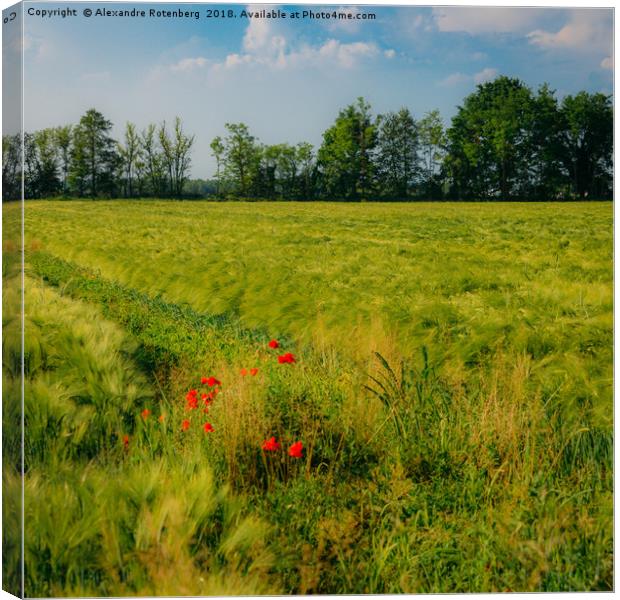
xmin=203 ymin=422 xmax=214 ymax=433
xmin=181 ymin=419 xmax=190 ymax=431
xmin=262 ymin=436 xmax=281 ymax=451
xmin=201 ymin=393 xmax=208 ymax=400
xmin=289 ymin=441 xmax=303 ymax=458
xmin=141 ymin=409 xmax=151 ymax=419
xmin=158 ymin=414 xmax=165 ymax=423
xmin=123 ymin=434 xmax=129 ymax=447
xmin=240 ymin=368 xmax=248 ymax=376
xmin=268 ymin=339 xmax=279 ymax=349
xmin=250 ymin=368 xmax=259 ymax=376
xmin=189 ymin=389 xmax=198 ymax=396
xmin=278 ymin=353 xmax=296 ymax=364
xmin=206 ymin=377 xmax=221 ymax=387
xmin=201 ymin=377 xmax=208 ymax=384
xmin=187 ymin=396 xmax=198 ymax=410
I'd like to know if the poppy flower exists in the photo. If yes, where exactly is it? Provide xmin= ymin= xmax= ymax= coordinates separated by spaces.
xmin=250 ymin=368 xmax=259 ymax=376
xmin=187 ymin=396 xmax=198 ymax=410
xmin=141 ymin=409 xmax=151 ymax=419
xmin=262 ymin=436 xmax=281 ymax=452
xmin=123 ymin=435 xmax=129 ymax=447
xmin=278 ymin=353 xmax=296 ymax=364
xmin=189 ymin=389 xmax=198 ymax=396
xmin=206 ymin=377 xmax=221 ymax=387
xmin=240 ymin=368 xmax=248 ymax=376
xmin=181 ymin=419 xmax=190 ymax=431
xmin=158 ymin=414 xmax=165 ymax=423
xmin=203 ymin=422 xmax=214 ymax=433
xmin=268 ymin=339 xmax=279 ymax=349
xmin=201 ymin=377 xmax=208 ymax=385
xmin=289 ymin=441 xmax=303 ymax=458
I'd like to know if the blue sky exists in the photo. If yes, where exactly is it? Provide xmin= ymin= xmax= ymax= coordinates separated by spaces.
xmin=7 ymin=2 xmax=615 ymax=177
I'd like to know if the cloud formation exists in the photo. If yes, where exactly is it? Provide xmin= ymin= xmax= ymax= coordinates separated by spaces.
xmin=161 ymin=5 xmax=394 ymax=75
xmin=433 ymin=7 xmax=547 ymax=35
xmin=527 ymin=10 xmax=612 ymax=54
xmin=439 ymin=67 xmax=498 ymax=87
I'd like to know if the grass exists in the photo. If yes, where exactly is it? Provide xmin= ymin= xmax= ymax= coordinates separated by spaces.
xmin=2 ymin=200 xmax=613 ymax=594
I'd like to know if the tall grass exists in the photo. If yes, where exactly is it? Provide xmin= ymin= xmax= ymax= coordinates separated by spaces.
xmin=2 ymin=201 xmax=613 ymax=593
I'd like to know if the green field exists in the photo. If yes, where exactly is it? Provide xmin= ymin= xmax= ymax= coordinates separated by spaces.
xmin=3 ymin=200 xmax=613 ymax=594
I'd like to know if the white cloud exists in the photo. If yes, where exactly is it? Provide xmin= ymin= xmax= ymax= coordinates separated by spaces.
xmin=601 ymin=56 xmax=613 ymax=70
xmin=439 ymin=72 xmax=470 ymax=87
xmin=153 ymin=5 xmax=392 ymax=79
xmin=170 ymin=57 xmax=209 ymax=72
xmin=439 ymin=67 xmax=498 ymax=87
xmin=527 ymin=10 xmax=612 ymax=54
xmin=433 ymin=7 xmax=547 ymax=35
xmin=474 ymin=67 xmax=498 ymax=84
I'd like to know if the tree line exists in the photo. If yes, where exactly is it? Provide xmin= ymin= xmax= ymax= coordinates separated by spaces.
xmin=3 ymin=109 xmax=195 ymax=200
xmin=2 ymin=76 xmax=612 ymax=202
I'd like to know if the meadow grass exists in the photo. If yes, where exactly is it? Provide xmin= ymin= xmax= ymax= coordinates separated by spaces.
xmin=2 ymin=200 xmax=613 ymax=594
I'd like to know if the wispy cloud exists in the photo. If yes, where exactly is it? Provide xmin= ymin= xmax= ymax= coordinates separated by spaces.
xmin=474 ymin=67 xmax=498 ymax=84
xmin=439 ymin=67 xmax=498 ymax=87
xmin=433 ymin=7 xmax=547 ymax=35
xmin=170 ymin=57 xmax=210 ymax=72
xmin=439 ymin=72 xmax=469 ymax=87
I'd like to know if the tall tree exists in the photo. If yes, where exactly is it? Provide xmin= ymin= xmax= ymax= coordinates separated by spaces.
xmin=418 ymin=110 xmax=446 ymax=198
xmin=34 ymin=128 xmax=61 ymax=197
xmin=54 ymin=125 xmax=72 ymax=195
xmin=171 ymin=117 xmax=195 ymax=197
xmin=296 ymin=142 xmax=315 ymax=200
xmin=317 ymin=97 xmax=378 ymax=201
xmin=210 ymin=136 xmax=225 ymax=196
xmin=559 ymin=92 xmax=612 ymax=199
xmin=69 ymin=109 xmax=118 ymax=198
xmin=445 ymin=77 xmax=534 ymax=200
xmin=141 ymin=124 xmax=166 ymax=197
xmin=528 ymin=84 xmax=566 ymax=199
xmin=119 ymin=122 xmax=141 ymax=198
xmin=376 ymin=108 xmax=419 ymax=200
xmin=223 ymin=123 xmax=258 ymax=197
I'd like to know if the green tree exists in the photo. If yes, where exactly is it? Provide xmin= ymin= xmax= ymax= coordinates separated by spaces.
xmin=317 ymin=97 xmax=378 ymax=201
xmin=34 ymin=128 xmax=61 ymax=197
xmin=223 ymin=123 xmax=258 ymax=197
xmin=559 ymin=91 xmax=612 ymax=199
xmin=296 ymin=142 xmax=315 ymax=200
xmin=69 ymin=109 xmax=118 ymax=198
xmin=54 ymin=125 xmax=72 ymax=195
xmin=528 ymin=84 xmax=566 ymax=199
xmin=141 ymin=124 xmax=166 ymax=197
xmin=118 ymin=122 xmax=141 ymax=198
xmin=376 ymin=108 xmax=419 ymax=200
xmin=418 ymin=110 xmax=446 ymax=198
xmin=210 ymin=136 xmax=225 ymax=196
xmin=445 ymin=76 xmax=535 ymax=200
